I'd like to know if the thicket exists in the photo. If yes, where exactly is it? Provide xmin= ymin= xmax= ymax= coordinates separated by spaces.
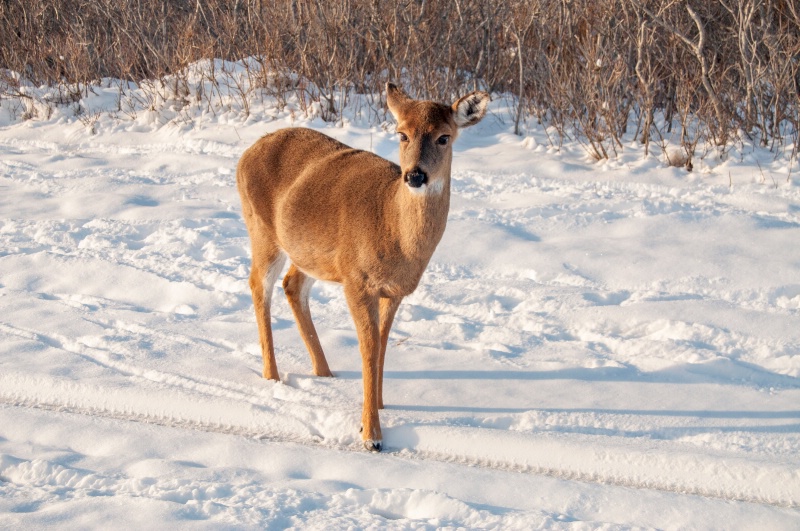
xmin=1 ymin=0 xmax=799 ymax=163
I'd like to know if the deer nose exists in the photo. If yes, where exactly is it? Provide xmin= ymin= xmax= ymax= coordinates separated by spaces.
xmin=404 ymin=169 xmax=428 ymax=188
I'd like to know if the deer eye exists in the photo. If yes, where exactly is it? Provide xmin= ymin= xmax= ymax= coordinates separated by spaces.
xmin=398 ymin=132 xmax=409 ymax=142
xmin=436 ymin=135 xmax=450 ymax=146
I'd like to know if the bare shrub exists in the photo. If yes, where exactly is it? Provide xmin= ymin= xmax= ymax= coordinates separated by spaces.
xmin=0 ymin=0 xmax=797 ymax=160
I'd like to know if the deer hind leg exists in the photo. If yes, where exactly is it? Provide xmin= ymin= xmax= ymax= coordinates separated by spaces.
xmin=377 ymin=296 xmax=403 ymax=409
xmin=282 ymin=264 xmax=333 ymax=377
xmin=248 ymin=242 xmax=286 ymax=381
xmin=344 ymin=283 xmax=382 ymax=451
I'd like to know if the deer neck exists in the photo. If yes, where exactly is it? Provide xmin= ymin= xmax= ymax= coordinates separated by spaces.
xmin=391 ymin=176 xmax=451 ymax=259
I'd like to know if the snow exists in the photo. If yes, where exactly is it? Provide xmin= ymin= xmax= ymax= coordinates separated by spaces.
xmin=1 ymin=74 xmax=799 ymax=529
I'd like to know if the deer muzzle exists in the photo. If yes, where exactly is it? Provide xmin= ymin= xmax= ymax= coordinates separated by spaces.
xmin=404 ymin=169 xmax=428 ymax=188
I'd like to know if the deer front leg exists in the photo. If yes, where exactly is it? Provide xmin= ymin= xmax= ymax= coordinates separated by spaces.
xmin=344 ymin=283 xmax=382 ymax=451
xmin=377 ymin=296 xmax=403 ymax=409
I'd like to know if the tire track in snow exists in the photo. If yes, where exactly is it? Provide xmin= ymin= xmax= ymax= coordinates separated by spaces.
xmin=2 ymin=320 xmax=798 ymax=509
xmin=0 ymin=318 xmax=356 ymax=444
xmin=1 ymin=386 xmax=797 ymax=510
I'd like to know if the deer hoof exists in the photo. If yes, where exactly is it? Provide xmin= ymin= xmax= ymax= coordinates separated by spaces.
xmin=364 ymin=439 xmax=382 ymax=452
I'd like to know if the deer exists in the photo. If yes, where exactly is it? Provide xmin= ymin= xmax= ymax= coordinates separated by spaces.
xmin=236 ymin=83 xmax=490 ymax=451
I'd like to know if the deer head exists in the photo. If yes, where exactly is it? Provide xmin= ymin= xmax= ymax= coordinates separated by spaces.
xmin=386 ymin=83 xmax=490 ymax=195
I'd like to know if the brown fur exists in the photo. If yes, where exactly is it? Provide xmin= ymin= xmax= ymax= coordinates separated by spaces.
xmin=236 ymin=83 xmax=490 ymax=451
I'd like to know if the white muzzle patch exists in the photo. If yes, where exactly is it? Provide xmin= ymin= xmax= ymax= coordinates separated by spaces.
xmin=407 ymin=179 xmax=444 ymax=196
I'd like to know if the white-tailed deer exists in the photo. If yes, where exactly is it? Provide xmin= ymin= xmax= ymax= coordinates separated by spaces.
xmin=237 ymin=83 xmax=489 ymax=451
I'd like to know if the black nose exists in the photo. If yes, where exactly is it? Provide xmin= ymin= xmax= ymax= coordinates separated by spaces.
xmin=404 ymin=169 xmax=428 ymax=188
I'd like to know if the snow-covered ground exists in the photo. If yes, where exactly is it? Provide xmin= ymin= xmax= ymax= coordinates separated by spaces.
xmin=1 ymin=74 xmax=799 ymax=528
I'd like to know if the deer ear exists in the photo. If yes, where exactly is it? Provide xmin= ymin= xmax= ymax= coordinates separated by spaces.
xmin=386 ymin=83 xmax=412 ymax=121
xmin=452 ymin=91 xmax=490 ymax=128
